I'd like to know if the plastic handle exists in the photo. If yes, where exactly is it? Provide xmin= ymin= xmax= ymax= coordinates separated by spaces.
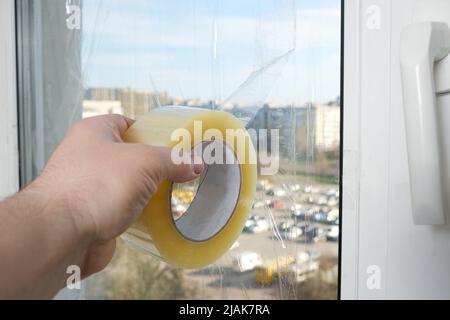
xmin=400 ymin=22 xmax=450 ymax=225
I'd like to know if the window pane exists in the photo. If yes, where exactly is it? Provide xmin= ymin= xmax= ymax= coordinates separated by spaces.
xmin=17 ymin=0 xmax=341 ymax=300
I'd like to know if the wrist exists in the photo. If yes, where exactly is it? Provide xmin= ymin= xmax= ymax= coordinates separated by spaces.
xmin=0 ymin=183 xmax=96 ymax=298
xmin=26 ymin=176 xmax=97 ymax=245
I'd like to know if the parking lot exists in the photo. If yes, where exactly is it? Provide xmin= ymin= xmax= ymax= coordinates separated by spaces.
xmin=184 ymin=177 xmax=340 ymax=300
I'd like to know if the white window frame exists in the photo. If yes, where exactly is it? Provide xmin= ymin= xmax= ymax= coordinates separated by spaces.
xmin=340 ymin=0 xmax=360 ymax=300
xmin=0 ymin=0 xmax=20 ymax=199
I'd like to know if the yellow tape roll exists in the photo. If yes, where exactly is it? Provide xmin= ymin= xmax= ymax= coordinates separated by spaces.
xmin=122 ymin=106 xmax=257 ymax=269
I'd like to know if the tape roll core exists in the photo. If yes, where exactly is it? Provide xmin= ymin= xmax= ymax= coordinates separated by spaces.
xmin=172 ymin=140 xmax=241 ymax=242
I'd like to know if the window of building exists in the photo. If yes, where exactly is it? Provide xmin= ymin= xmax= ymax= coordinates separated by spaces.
xmin=16 ymin=0 xmax=341 ymax=300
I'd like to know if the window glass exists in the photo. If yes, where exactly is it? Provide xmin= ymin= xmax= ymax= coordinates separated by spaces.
xmin=17 ymin=0 xmax=341 ymax=300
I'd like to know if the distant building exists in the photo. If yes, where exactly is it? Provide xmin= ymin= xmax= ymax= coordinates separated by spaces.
xmin=84 ymin=87 xmax=170 ymax=118
xmin=83 ymin=100 xmax=123 ymax=119
xmin=315 ymin=103 xmax=340 ymax=150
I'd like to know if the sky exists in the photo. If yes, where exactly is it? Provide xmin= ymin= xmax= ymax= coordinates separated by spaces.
xmin=82 ymin=0 xmax=341 ymax=106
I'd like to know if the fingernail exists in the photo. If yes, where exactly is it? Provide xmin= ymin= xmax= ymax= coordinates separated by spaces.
xmin=194 ymin=164 xmax=204 ymax=175
xmin=192 ymin=155 xmax=204 ymax=175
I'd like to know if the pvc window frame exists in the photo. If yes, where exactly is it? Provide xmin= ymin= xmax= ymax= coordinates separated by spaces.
xmin=0 ymin=0 xmax=20 ymax=199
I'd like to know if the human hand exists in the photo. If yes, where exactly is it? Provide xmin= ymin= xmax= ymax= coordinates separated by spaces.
xmin=22 ymin=115 xmax=203 ymax=292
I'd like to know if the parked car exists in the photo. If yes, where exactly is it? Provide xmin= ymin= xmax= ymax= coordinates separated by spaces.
xmin=290 ymin=203 xmax=303 ymax=212
xmin=244 ymin=215 xmax=258 ymax=232
xmin=317 ymin=196 xmax=328 ymax=205
xmin=286 ymin=261 xmax=319 ymax=283
xmin=297 ymin=251 xmax=311 ymax=264
xmin=326 ymin=209 xmax=340 ymax=225
xmin=270 ymin=199 xmax=285 ymax=210
xmin=246 ymin=218 xmax=270 ymax=234
xmin=234 ymin=252 xmax=263 ymax=272
xmin=327 ymin=226 xmax=340 ymax=242
xmin=292 ymin=209 xmax=307 ymax=221
xmin=274 ymin=187 xmax=287 ymax=197
xmin=327 ymin=197 xmax=339 ymax=207
xmin=313 ymin=211 xmax=329 ymax=224
xmin=281 ymin=226 xmax=304 ymax=241
xmin=298 ymin=225 xmax=325 ymax=243
xmin=326 ymin=189 xmax=338 ymax=197
xmin=266 ymin=187 xmax=287 ymax=197
xmin=252 ymin=200 xmax=266 ymax=209
xmin=297 ymin=249 xmax=322 ymax=264
xmin=252 ymin=220 xmax=271 ymax=233
xmin=278 ymin=221 xmax=295 ymax=231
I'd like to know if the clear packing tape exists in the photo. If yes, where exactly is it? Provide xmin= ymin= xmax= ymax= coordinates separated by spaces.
xmin=123 ymin=106 xmax=257 ymax=268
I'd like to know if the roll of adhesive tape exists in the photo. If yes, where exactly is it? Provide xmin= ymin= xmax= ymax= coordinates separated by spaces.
xmin=122 ymin=106 xmax=257 ymax=269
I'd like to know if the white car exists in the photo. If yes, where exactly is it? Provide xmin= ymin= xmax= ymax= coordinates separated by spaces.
xmin=281 ymin=226 xmax=303 ymax=241
xmin=248 ymin=219 xmax=270 ymax=233
xmin=290 ymin=203 xmax=303 ymax=211
xmin=273 ymin=187 xmax=287 ymax=197
xmin=297 ymin=250 xmax=321 ymax=264
xmin=327 ymin=197 xmax=338 ymax=207
xmin=327 ymin=209 xmax=340 ymax=223
xmin=278 ymin=221 xmax=295 ymax=231
xmin=234 ymin=252 xmax=263 ymax=272
xmin=326 ymin=189 xmax=338 ymax=197
xmin=327 ymin=226 xmax=340 ymax=241
xmin=252 ymin=200 xmax=266 ymax=209
xmin=297 ymin=251 xmax=311 ymax=264
xmin=288 ymin=261 xmax=319 ymax=283
xmin=317 ymin=196 xmax=328 ymax=205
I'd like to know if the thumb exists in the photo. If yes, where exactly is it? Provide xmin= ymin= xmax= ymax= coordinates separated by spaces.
xmin=147 ymin=146 xmax=204 ymax=183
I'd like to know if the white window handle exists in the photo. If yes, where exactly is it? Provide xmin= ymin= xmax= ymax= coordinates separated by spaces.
xmin=400 ymin=22 xmax=450 ymax=225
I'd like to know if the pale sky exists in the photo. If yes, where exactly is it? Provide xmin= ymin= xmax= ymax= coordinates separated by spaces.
xmin=82 ymin=0 xmax=341 ymax=106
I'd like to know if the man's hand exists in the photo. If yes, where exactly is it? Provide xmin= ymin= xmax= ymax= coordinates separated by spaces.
xmin=0 ymin=115 xmax=203 ymax=299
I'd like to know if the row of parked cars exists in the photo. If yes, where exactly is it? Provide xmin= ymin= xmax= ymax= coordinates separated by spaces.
xmin=243 ymin=215 xmax=339 ymax=243
xmin=253 ymin=194 xmax=339 ymax=211
xmin=255 ymin=181 xmax=340 ymax=209
xmin=278 ymin=221 xmax=339 ymax=243
xmin=291 ymin=207 xmax=340 ymax=226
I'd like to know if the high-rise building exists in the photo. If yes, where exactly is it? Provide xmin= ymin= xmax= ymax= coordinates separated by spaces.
xmin=315 ymin=103 xmax=341 ymax=150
